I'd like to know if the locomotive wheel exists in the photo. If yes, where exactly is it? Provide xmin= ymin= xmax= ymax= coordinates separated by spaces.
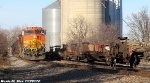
xmin=66 ymin=56 xmax=71 ymax=61
xmin=105 ymin=57 xmax=111 ymax=65
xmin=87 ymin=60 xmax=94 ymax=64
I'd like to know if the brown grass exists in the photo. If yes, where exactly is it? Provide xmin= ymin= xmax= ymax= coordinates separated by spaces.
xmin=0 ymin=55 xmax=10 ymax=67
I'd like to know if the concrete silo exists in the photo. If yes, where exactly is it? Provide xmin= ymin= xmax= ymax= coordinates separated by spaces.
xmin=60 ymin=0 xmax=106 ymax=44
xmin=108 ymin=0 xmax=122 ymax=36
xmin=42 ymin=0 xmax=61 ymax=52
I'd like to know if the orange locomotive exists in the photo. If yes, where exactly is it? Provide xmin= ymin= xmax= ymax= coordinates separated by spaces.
xmin=18 ymin=27 xmax=46 ymax=60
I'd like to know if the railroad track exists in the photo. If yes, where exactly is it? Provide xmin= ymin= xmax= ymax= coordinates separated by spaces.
xmin=1 ymin=56 xmax=150 ymax=82
xmin=34 ymin=59 xmax=149 ymax=72
xmin=12 ymin=55 xmax=150 ymax=72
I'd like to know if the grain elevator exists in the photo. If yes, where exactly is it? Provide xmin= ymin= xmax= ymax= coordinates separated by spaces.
xmin=42 ymin=0 xmax=122 ymax=51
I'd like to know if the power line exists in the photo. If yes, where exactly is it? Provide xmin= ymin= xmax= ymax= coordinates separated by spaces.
xmin=122 ymin=19 xmax=132 ymax=29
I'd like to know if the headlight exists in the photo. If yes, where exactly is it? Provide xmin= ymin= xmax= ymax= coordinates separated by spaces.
xmin=33 ymin=35 xmax=37 ymax=38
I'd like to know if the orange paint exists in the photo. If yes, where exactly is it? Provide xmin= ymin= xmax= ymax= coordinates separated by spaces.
xmin=22 ymin=27 xmax=45 ymax=49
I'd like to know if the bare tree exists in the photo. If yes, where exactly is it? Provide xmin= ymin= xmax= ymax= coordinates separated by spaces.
xmin=6 ymin=26 xmax=22 ymax=47
xmin=68 ymin=16 xmax=118 ymax=45
xmin=89 ymin=24 xmax=119 ymax=44
xmin=0 ymin=26 xmax=22 ymax=55
xmin=68 ymin=16 xmax=91 ymax=44
xmin=100 ymin=24 xmax=119 ymax=44
xmin=0 ymin=28 xmax=8 ymax=54
xmin=127 ymin=8 xmax=150 ymax=42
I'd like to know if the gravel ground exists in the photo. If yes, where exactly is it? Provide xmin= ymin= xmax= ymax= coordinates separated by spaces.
xmin=104 ymin=75 xmax=150 ymax=83
xmin=9 ymin=56 xmax=30 ymax=67
xmin=0 ymin=57 xmax=150 ymax=83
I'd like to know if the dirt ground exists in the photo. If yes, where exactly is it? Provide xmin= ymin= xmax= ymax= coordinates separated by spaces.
xmin=0 ymin=56 xmax=150 ymax=83
xmin=0 ymin=56 xmax=10 ymax=67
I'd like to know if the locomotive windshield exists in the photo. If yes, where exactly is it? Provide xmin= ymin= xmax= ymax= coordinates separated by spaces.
xmin=35 ymin=30 xmax=45 ymax=35
xmin=24 ymin=30 xmax=33 ymax=34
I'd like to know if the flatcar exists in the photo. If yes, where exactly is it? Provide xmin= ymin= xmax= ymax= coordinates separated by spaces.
xmin=61 ymin=42 xmax=107 ymax=62
xmin=61 ymin=37 xmax=132 ymax=64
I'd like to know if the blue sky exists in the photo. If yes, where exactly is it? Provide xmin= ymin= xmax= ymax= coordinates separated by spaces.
xmin=0 ymin=0 xmax=150 ymax=35
xmin=123 ymin=0 xmax=150 ymax=36
xmin=0 ymin=0 xmax=54 ymax=28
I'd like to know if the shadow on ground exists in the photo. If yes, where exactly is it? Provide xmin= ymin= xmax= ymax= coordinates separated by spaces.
xmin=0 ymin=60 xmax=144 ymax=83
xmin=33 ymin=63 xmax=119 ymax=83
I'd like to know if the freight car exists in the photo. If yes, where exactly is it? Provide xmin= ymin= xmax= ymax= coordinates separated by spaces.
xmin=17 ymin=27 xmax=46 ymax=60
xmin=61 ymin=37 xmax=131 ymax=64
xmin=61 ymin=42 xmax=110 ymax=63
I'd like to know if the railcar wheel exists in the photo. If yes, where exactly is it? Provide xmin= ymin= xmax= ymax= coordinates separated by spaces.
xmin=105 ymin=57 xmax=111 ymax=65
xmin=76 ymin=56 xmax=80 ymax=61
xmin=87 ymin=60 xmax=94 ymax=64
xmin=66 ymin=56 xmax=71 ymax=61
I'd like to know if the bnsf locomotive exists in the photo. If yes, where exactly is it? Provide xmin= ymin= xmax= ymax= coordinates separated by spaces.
xmin=18 ymin=27 xmax=46 ymax=60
